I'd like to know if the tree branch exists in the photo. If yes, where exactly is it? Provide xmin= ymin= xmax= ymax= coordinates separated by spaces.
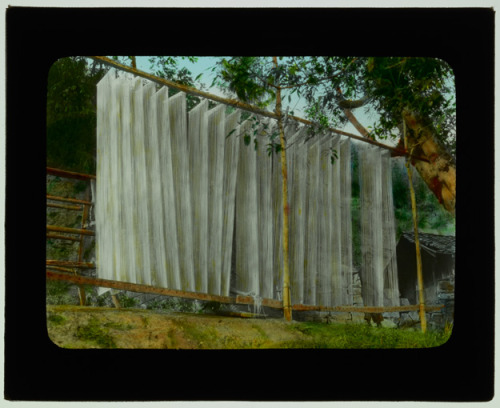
xmin=342 ymin=108 xmax=372 ymax=139
xmin=337 ymin=95 xmax=370 ymax=109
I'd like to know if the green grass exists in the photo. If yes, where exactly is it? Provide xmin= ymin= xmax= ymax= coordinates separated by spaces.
xmin=47 ymin=314 xmax=66 ymax=326
xmin=46 ymin=304 xmax=453 ymax=349
xmin=288 ymin=321 xmax=452 ymax=349
xmin=75 ymin=317 xmax=117 ymax=348
xmin=103 ymin=321 xmax=134 ymax=331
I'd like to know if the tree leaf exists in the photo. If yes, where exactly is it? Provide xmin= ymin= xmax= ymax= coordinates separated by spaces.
xmin=226 ymin=128 xmax=237 ymax=139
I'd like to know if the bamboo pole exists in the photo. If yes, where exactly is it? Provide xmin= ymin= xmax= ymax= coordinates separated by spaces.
xmin=89 ymin=56 xmax=429 ymax=163
xmin=47 ymin=167 xmax=96 ymax=180
xmin=46 ymin=266 xmax=76 ymax=273
xmin=273 ymin=57 xmax=292 ymax=321
xmin=47 ymin=270 xmax=239 ymax=304
xmin=46 ymin=233 xmax=81 ymax=242
xmin=46 ymin=260 xmax=96 ymax=269
xmin=404 ymin=120 xmax=427 ymax=333
xmin=46 ymin=270 xmax=443 ymax=313
xmin=292 ymin=304 xmax=444 ymax=313
xmin=47 ymin=202 xmax=83 ymax=211
xmin=47 ymin=195 xmax=92 ymax=206
xmin=46 ymin=225 xmax=95 ymax=236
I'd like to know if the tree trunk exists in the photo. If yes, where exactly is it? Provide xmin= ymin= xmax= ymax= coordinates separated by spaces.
xmin=402 ymin=109 xmax=456 ymax=216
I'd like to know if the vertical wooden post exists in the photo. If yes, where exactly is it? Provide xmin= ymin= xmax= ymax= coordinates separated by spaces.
xmin=273 ymin=57 xmax=292 ymax=321
xmin=403 ymin=120 xmax=427 ymax=333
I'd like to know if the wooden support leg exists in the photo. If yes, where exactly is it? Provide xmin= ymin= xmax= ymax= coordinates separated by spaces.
xmin=111 ymin=295 xmax=121 ymax=309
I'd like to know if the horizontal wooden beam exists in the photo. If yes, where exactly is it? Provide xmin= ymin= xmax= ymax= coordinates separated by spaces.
xmin=46 ymin=271 xmax=444 ymax=314
xmin=46 ymin=225 xmax=95 ymax=236
xmin=47 ymin=167 xmax=96 ymax=181
xmin=46 ymin=271 xmax=239 ymax=304
xmin=47 ymin=266 xmax=76 ymax=273
xmin=47 ymin=202 xmax=83 ymax=211
xmin=47 ymin=195 xmax=92 ymax=206
xmin=46 ymin=233 xmax=82 ymax=242
xmin=90 ymin=56 xmax=429 ymax=163
xmin=291 ymin=304 xmax=444 ymax=313
xmin=46 ymin=260 xmax=96 ymax=269
xmin=235 ymin=295 xmax=283 ymax=309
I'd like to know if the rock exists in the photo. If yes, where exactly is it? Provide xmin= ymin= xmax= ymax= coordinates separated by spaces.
xmin=380 ymin=319 xmax=397 ymax=328
xmin=351 ymin=312 xmax=365 ymax=323
xmin=328 ymin=312 xmax=352 ymax=323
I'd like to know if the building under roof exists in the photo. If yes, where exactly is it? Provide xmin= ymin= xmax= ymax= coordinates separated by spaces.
xmin=396 ymin=232 xmax=455 ymax=306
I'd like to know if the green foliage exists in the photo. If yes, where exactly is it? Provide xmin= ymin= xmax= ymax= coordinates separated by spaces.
xmin=364 ymin=57 xmax=455 ymax=155
xmin=102 ymin=321 xmax=134 ymax=330
xmin=73 ymin=180 xmax=88 ymax=195
xmin=47 ymin=56 xmax=203 ymax=174
xmin=266 ymin=142 xmax=282 ymax=156
xmin=215 ymin=57 xmax=455 ymax=158
xmin=116 ymin=293 xmax=140 ymax=308
xmin=243 ymin=134 xmax=251 ymax=146
xmin=47 ymin=57 xmax=106 ymax=126
xmin=330 ymin=148 xmax=338 ymax=165
xmin=47 ymin=57 xmax=107 ymax=174
xmin=76 ymin=317 xmax=117 ymax=348
xmin=46 ymin=280 xmax=79 ymax=305
xmin=391 ymin=159 xmax=455 ymax=236
xmin=47 ymin=313 xmax=66 ymax=326
xmin=147 ymin=56 xmax=203 ymax=110
xmin=219 ymin=57 xmax=276 ymax=107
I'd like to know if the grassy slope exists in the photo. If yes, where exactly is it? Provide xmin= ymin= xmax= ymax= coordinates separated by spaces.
xmin=47 ymin=305 xmax=452 ymax=350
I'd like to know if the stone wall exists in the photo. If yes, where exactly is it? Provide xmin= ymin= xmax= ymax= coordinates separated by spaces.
xmin=293 ymin=268 xmax=454 ymax=331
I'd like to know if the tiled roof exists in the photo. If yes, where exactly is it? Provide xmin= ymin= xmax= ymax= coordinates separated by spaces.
xmin=400 ymin=232 xmax=455 ymax=255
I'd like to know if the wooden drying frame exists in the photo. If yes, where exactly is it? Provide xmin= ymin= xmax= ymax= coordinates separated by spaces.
xmin=46 ymin=167 xmax=443 ymax=314
xmin=46 ymin=56 xmax=438 ymax=314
